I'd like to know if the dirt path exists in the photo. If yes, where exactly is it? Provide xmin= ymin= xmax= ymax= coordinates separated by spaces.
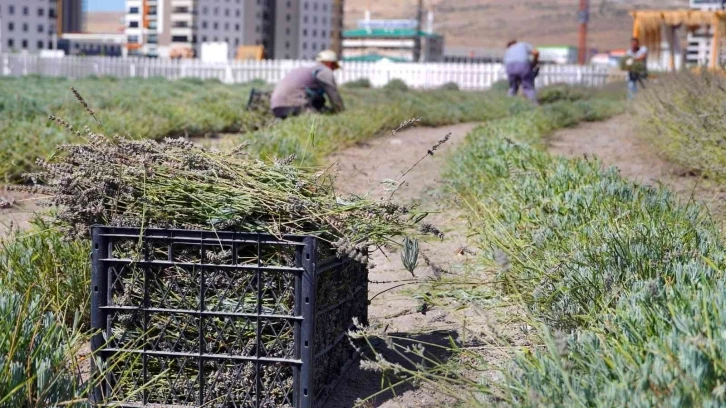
xmin=0 ymin=190 xmax=45 ymax=237
xmin=322 ymin=123 xmax=525 ymax=408
xmin=548 ymin=115 xmax=726 ymax=219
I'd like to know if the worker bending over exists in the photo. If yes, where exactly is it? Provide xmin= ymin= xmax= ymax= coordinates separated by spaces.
xmin=624 ymin=37 xmax=648 ymax=100
xmin=504 ymin=40 xmax=540 ymax=105
xmin=270 ymin=50 xmax=345 ymax=120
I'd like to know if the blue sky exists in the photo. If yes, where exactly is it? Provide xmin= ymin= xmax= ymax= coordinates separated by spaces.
xmin=87 ymin=0 xmax=125 ymax=12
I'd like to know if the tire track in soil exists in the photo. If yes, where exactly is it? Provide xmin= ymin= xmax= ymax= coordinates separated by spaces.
xmin=322 ymin=123 xmax=525 ymax=408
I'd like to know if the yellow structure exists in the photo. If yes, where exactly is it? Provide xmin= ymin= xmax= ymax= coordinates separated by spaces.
xmin=630 ymin=10 xmax=726 ymax=71
xmin=236 ymin=46 xmax=265 ymax=61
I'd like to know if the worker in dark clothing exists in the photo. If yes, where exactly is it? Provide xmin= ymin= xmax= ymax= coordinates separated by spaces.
xmin=270 ymin=50 xmax=345 ymax=120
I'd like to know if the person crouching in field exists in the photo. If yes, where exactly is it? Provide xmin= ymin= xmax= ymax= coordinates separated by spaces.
xmin=270 ymin=50 xmax=345 ymax=120
xmin=504 ymin=40 xmax=540 ymax=105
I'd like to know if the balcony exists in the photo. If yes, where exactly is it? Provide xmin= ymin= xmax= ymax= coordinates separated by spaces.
xmin=172 ymin=21 xmax=193 ymax=28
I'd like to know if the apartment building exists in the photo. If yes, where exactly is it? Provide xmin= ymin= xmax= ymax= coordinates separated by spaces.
xmin=0 ymin=0 xmax=83 ymax=53
xmin=273 ymin=0 xmax=333 ymax=60
xmin=687 ymin=0 xmax=725 ymax=65
xmin=59 ymin=0 xmax=84 ymax=33
xmin=125 ymin=0 xmax=335 ymax=59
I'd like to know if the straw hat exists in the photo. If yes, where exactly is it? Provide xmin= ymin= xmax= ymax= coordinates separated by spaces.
xmin=316 ymin=49 xmax=341 ymax=68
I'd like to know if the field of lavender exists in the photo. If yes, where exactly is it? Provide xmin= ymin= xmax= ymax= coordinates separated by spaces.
xmin=350 ymin=75 xmax=726 ymax=407
xmin=0 ymin=76 xmax=568 ymax=182
xmin=0 ymin=74 xmax=632 ymax=406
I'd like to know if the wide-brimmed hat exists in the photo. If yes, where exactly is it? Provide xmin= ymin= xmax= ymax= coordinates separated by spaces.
xmin=316 ymin=49 xmax=341 ymax=68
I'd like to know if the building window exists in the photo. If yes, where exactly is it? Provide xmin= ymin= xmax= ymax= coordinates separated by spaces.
xmin=323 ymin=4 xmax=328 ymax=11
xmin=285 ymin=41 xmax=290 ymax=49
xmin=214 ymin=7 xmax=218 ymax=15
xmin=287 ymin=1 xmax=291 ymax=7
xmin=286 ymin=14 xmax=291 ymax=22
xmin=38 ymin=8 xmax=44 ymax=17
xmin=225 ymin=9 xmax=229 ymax=17
xmin=49 ymin=8 xmax=56 ymax=18
xmin=314 ymin=3 xmax=318 ymax=10
xmin=172 ymin=35 xmax=189 ymax=42
xmin=286 ymin=28 xmax=291 ymax=35
xmin=202 ymin=7 xmax=208 ymax=14
xmin=225 ymin=22 xmax=229 ymax=30
xmin=38 ymin=24 xmax=44 ymax=33
xmin=323 ymin=17 xmax=327 ymax=24
xmin=236 ymin=10 xmax=240 ymax=17
xmin=7 ymin=39 xmax=13 ymax=48
xmin=235 ymin=38 xmax=239 ymax=45
xmin=303 ymin=29 xmax=308 ymax=36
xmin=129 ymin=21 xmax=139 ymax=28
xmin=22 ymin=39 xmax=28 ymax=49
xmin=148 ymin=34 xmax=158 ymax=44
xmin=313 ymin=16 xmax=318 ymax=23
xmin=22 ymin=23 xmax=28 ymax=32
xmin=313 ymin=30 xmax=317 ymax=37
xmin=37 ymin=40 xmax=43 ymax=49
xmin=304 ymin=2 xmax=308 ymax=10
xmin=256 ymin=26 xmax=260 ymax=33
xmin=235 ymin=24 xmax=240 ymax=30
xmin=129 ymin=7 xmax=139 ymax=14
xmin=312 ymin=43 xmax=317 ymax=51
xmin=23 ymin=6 xmax=28 ymax=16
xmin=202 ymin=36 xmax=207 ymax=42
xmin=225 ymin=37 xmax=229 ymax=44
xmin=149 ymin=21 xmax=157 ymax=29
xmin=304 ymin=16 xmax=308 ymax=23
xmin=202 ymin=21 xmax=207 ymax=29
xmin=303 ymin=42 xmax=307 ymax=50
xmin=214 ymin=36 xmax=218 ymax=42
xmin=8 ymin=22 xmax=13 ymax=32
xmin=48 ymin=40 xmax=52 ymax=49
xmin=322 ymin=30 xmax=326 ymax=37
xmin=8 ymin=5 xmax=14 ymax=15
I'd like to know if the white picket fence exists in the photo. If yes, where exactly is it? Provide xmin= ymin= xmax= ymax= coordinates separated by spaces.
xmin=0 ymin=54 xmax=615 ymax=90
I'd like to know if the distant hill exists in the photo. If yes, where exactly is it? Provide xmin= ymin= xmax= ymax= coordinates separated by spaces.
xmin=85 ymin=1 xmax=689 ymax=53
xmin=85 ymin=11 xmax=125 ymax=34
xmin=344 ymin=0 xmax=688 ymax=52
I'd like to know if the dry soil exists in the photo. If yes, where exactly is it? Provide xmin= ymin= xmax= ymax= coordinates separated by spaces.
xmin=322 ymin=123 xmax=526 ymax=408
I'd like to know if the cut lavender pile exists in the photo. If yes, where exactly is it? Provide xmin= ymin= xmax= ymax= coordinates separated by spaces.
xmin=21 ymin=132 xmax=431 ymax=258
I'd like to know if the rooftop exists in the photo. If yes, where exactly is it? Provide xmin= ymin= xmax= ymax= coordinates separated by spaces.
xmin=343 ymin=28 xmax=442 ymax=39
xmin=342 ymin=53 xmax=409 ymax=62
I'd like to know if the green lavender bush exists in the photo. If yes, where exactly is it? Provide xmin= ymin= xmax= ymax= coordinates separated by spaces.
xmin=635 ymin=71 xmax=726 ymax=181
xmin=0 ymin=289 xmax=87 ymax=407
xmin=444 ymin=99 xmax=726 ymax=406
xmin=0 ymin=222 xmax=91 ymax=325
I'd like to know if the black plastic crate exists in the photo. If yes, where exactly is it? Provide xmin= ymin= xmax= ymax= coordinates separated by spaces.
xmin=90 ymin=226 xmax=368 ymax=408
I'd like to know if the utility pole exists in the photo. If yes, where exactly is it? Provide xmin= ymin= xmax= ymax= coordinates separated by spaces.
xmin=413 ymin=0 xmax=423 ymax=62
xmin=578 ymin=0 xmax=589 ymax=65
xmin=331 ymin=0 xmax=344 ymax=56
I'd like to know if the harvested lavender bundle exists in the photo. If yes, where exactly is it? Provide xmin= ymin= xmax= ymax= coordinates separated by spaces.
xmin=23 ymin=131 xmax=432 ymax=257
